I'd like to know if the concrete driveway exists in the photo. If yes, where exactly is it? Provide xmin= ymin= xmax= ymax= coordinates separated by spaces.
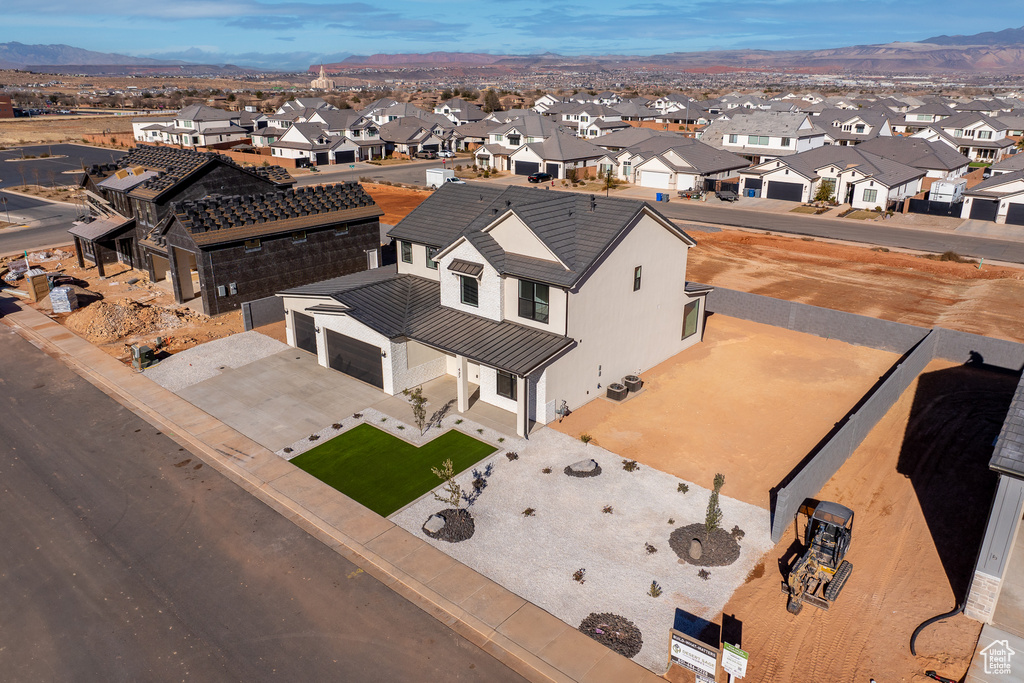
xmin=176 ymin=349 xmax=387 ymax=451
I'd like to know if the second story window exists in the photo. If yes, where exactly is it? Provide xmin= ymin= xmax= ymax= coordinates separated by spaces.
xmin=401 ymin=241 xmax=413 ymax=263
xmin=633 ymin=266 xmax=642 ymax=292
xmin=460 ymin=275 xmax=479 ymax=307
xmin=518 ymin=280 xmax=549 ymax=324
xmin=427 ymin=247 xmax=439 ymax=270
xmin=781 ymin=137 xmax=791 ymax=147
xmin=728 ymin=134 xmax=738 ymax=144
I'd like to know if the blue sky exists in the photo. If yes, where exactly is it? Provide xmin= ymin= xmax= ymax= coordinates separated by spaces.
xmin=3 ymin=0 xmax=1017 ymax=70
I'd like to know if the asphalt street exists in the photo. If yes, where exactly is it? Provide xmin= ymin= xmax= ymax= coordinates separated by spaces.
xmin=0 ymin=144 xmax=124 ymax=254
xmin=296 ymin=156 xmax=471 ymax=187
xmin=0 ymin=323 xmax=526 ymax=683
xmin=656 ymin=201 xmax=1024 ymax=264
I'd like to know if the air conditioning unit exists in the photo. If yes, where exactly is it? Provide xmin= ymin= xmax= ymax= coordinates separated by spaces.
xmin=623 ymin=374 xmax=643 ymax=392
xmin=606 ymin=383 xmax=628 ymax=401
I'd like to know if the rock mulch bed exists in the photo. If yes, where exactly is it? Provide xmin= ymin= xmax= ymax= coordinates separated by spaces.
xmin=670 ymin=524 xmax=742 ymax=567
xmin=579 ymin=612 xmax=643 ymax=659
xmin=422 ymin=508 xmax=475 ymax=543
xmin=391 ymin=428 xmax=773 ymax=674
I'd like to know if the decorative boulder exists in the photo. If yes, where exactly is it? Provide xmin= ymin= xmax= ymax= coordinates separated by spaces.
xmin=423 ymin=514 xmax=446 ymax=534
xmin=689 ymin=538 xmax=703 ymax=560
xmin=565 ymin=458 xmax=602 ymax=478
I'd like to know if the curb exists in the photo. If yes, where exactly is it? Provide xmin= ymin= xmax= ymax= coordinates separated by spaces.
xmin=0 ymin=300 xmax=661 ymax=683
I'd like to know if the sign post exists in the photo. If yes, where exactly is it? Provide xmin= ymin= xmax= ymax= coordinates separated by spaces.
xmin=722 ymin=642 xmax=749 ymax=680
xmin=669 ymin=629 xmax=719 ymax=682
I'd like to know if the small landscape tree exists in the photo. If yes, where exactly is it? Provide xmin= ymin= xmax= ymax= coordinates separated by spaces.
xmin=431 ymin=459 xmax=462 ymax=509
xmin=482 ymin=89 xmax=502 ymax=113
xmin=403 ymin=386 xmax=428 ymax=434
xmin=813 ymin=182 xmax=835 ymax=204
xmin=704 ymin=473 xmax=726 ymax=540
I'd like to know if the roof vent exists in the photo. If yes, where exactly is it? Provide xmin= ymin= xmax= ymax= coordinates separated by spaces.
xmin=590 ymin=195 xmax=597 ymax=211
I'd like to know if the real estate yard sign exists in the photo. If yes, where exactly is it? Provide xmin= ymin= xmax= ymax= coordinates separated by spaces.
xmin=669 ymin=629 xmax=719 ymax=681
xmin=722 ymin=642 xmax=749 ymax=678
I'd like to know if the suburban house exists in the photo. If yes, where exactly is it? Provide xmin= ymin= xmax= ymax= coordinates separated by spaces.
xmin=856 ymin=136 xmax=971 ymax=180
xmin=379 ymin=117 xmax=453 ymax=156
xmin=306 ymin=109 xmax=384 ymax=160
xmin=71 ymin=145 xmax=384 ymax=315
xmin=959 ymin=170 xmax=1024 ymax=225
xmin=989 ymin=153 xmax=1024 ymax=176
xmin=699 ymin=111 xmax=826 ymax=164
xmin=897 ymin=102 xmax=958 ymax=134
xmin=276 ymin=185 xmax=710 ymax=437
xmin=912 ymin=112 xmax=1016 ymax=163
xmin=475 ymin=117 xmax=565 ymax=172
xmin=269 ymin=122 xmax=360 ymax=167
xmin=597 ymin=135 xmax=750 ymax=191
xmin=816 ymin=108 xmax=894 ymax=146
xmin=506 ymin=130 xmax=606 ymax=178
xmin=130 ymin=104 xmax=249 ymax=148
xmin=435 ymin=97 xmax=485 ymax=125
xmin=737 ymin=146 xmax=924 ymax=207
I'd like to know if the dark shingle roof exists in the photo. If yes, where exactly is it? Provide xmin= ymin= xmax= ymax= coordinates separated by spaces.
xmin=856 ymin=136 xmax=970 ymax=172
xmin=168 ymin=182 xmax=382 ymax=246
xmin=86 ymin=145 xmax=293 ymax=202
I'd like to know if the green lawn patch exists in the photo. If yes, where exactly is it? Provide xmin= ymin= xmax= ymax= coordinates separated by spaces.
xmin=290 ymin=424 xmax=497 ymax=517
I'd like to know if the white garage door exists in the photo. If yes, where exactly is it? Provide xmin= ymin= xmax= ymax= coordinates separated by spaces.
xmin=640 ymin=171 xmax=671 ymax=189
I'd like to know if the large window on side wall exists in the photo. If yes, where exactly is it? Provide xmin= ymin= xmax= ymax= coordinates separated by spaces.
xmin=460 ymin=275 xmax=479 ymax=307
xmin=401 ymin=241 xmax=413 ymax=263
xmin=682 ymin=300 xmax=700 ymax=340
xmin=518 ymin=280 xmax=549 ymax=323
xmin=496 ymin=370 xmax=517 ymax=400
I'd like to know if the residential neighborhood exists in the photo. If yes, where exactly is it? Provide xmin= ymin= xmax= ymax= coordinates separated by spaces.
xmin=6 ymin=22 xmax=1024 ymax=683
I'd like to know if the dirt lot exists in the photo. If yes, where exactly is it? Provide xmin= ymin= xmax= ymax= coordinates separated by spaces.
xmin=0 ymin=115 xmax=136 ymax=146
xmin=687 ymin=230 xmax=1024 ymax=343
xmin=362 ymin=183 xmax=431 ymax=226
xmin=1 ymin=247 xmax=243 ymax=361
xmin=711 ymin=359 xmax=1018 ymax=683
xmin=551 ymin=315 xmax=898 ymax=509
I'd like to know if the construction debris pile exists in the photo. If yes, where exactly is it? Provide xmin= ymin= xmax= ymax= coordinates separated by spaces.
xmin=65 ymin=299 xmax=199 ymax=344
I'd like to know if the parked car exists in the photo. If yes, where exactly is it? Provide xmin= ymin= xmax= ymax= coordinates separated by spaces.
xmin=437 ymin=150 xmax=455 ymax=158
xmin=416 ymin=151 xmax=438 ymax=159
xmin=527 ymin=172 xmax=553 ymax=183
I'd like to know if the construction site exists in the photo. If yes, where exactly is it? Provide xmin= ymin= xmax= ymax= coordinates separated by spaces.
xmin=3 ymin=182 xmax=1024 ymax=682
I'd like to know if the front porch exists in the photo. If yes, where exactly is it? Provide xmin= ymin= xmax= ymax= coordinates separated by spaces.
xmin=374 ymin=374 xmax=528 ymax=437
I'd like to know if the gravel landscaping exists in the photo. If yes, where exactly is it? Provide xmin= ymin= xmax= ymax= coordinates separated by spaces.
xmin=145 ymin=331 xmax=288 ymax=392
xmin=390 ymin=428 xmax=773 ymax=673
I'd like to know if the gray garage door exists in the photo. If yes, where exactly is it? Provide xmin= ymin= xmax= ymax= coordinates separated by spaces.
xmin=766 ymin=181 xmax=804 ymax=202
xmin=969 ymin=198 xmax=999 ymax=221
xmin=325 ymin=329 xmax=384 ymax=389
xmin=1005 ymin=203 xmax=1024 ymax=226
xmin=545 ymin=163 xmax=559 ymax=177
xmin=293 ymin=313 xmax=317 ymax=355
xmin=515 ymin=161 xmax=539 ymax=176
xmin=334 ymin=150 xmax=355 ymax=164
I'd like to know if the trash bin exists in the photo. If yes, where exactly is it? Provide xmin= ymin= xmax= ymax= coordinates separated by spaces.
xmin=655 ymin=193 xmax=662 ymax=202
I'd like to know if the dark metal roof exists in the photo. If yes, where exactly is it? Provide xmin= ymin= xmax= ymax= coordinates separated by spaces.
xmin=388 ymin=184 xmax=694 ymax=288
xmin=448 ymin=259 xmax=483 ymax=276
xmin=990 ymin=375 xmax=1024 ymax=478
xmin=285 ymin=270 xmax=574 ymax=376
xmin=280 ymin=264 xmax=399 ymax=297
xmin=812 ymin=501 xmax=854 ymax=524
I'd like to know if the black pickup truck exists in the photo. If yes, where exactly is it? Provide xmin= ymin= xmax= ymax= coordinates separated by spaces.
xmin=715 ymin=190 xmax=739 ymax=202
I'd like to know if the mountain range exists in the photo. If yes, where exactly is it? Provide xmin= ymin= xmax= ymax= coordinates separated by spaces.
xmin=3 ymin=26 xmax=1024 ymax=75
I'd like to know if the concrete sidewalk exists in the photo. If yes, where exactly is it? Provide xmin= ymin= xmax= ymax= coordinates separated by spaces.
xmin=0 ymin=297 xmax=661 ymax=683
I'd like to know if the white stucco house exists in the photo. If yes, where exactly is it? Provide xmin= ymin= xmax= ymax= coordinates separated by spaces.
xmin=960 ymin=170 xmax=1024 ymax=225
xmin=912 ymin=112 xmax=1016 ymax=163
xmin=131 ymin=104 xmax=249 ymax=148
xmin=596 ymin=135 xmax=749 ymax=191
xmin=698 ymin=111 xmax=826 ymax=164
xmin=277 ymin=185 xmax=711 ymax=436
xmin=738 ymin=146 xmax=924 ymax=208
